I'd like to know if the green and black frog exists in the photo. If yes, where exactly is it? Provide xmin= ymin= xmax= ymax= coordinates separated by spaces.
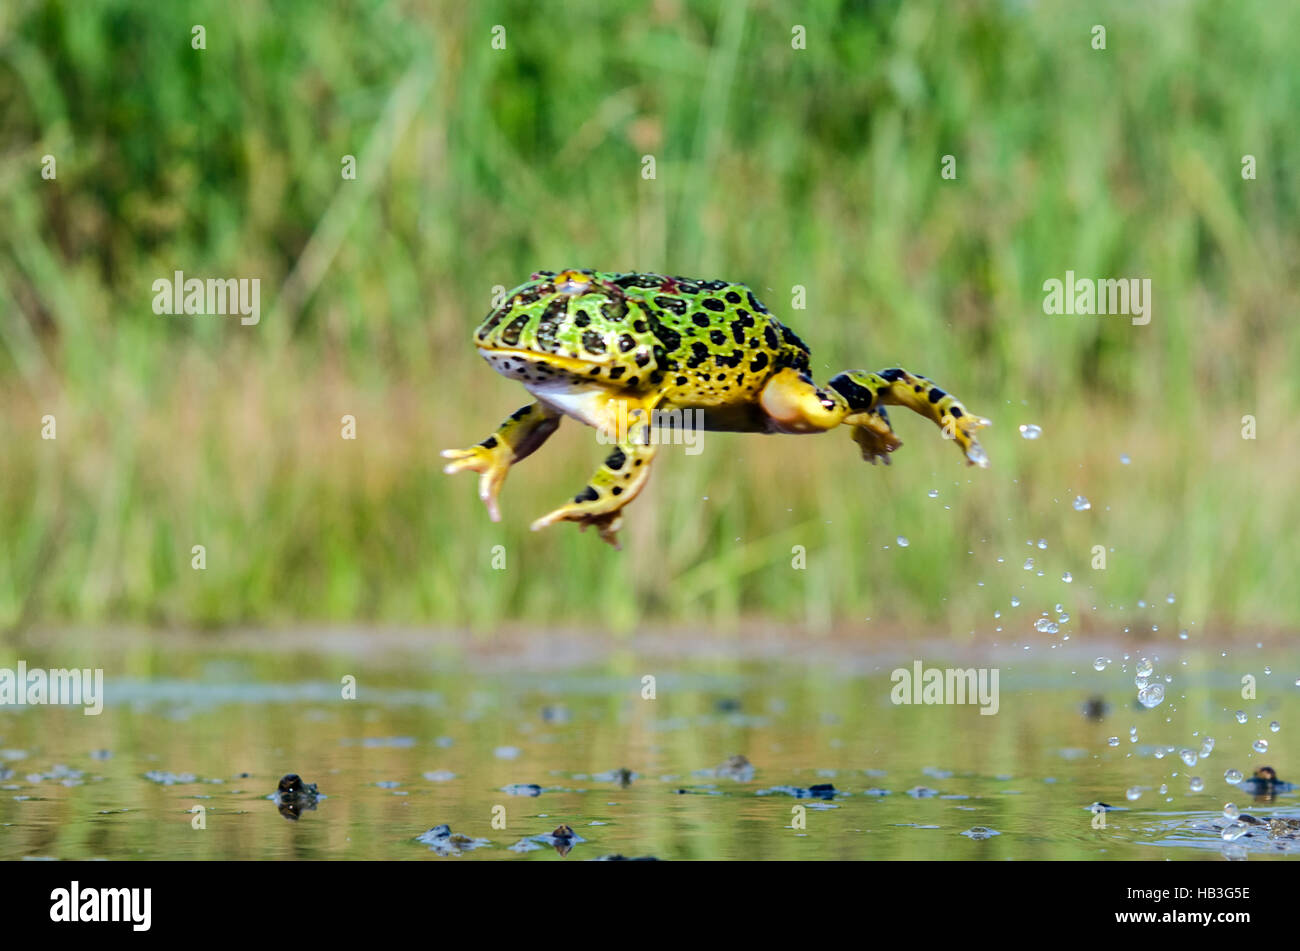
xmin=445 ymin=270 xmax=990 ymax=546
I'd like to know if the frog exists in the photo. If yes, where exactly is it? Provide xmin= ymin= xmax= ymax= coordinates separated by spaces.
xmin=443 ymin=269 xmax=990 ymax=547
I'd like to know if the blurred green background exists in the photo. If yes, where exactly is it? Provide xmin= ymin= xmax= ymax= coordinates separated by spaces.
xmin=1 ymin=0 xmax=1297 ymax=635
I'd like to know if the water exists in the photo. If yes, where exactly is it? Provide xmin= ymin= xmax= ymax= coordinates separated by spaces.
xmin=1 ymin=632 xmax=1297 ymax=860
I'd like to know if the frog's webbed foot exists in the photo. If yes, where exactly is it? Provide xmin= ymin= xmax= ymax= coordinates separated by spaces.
xmin=849 ymin=408 xmax=903 ymax=465
xmin=539 ymin=509 xmax=625 ymax=549
xmin=442 ymin=402 xmax=560 ymax=521
xmin=531 ymin=405 xmax=657 ymax=549
xmin=830 ymin=368 xmax=991 ymax=468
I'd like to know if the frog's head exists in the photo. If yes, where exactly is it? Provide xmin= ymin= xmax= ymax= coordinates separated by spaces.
xmin=1255 ymin=766 xmax=1278 ymax=782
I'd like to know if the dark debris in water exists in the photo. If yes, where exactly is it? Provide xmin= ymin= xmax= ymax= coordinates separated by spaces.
xmin=417 ymin=824 xmax=490 ymax=855
xmin=756 ymin=783 xmax=839 ymax=800
xmin=275 ymin=773 xmax=321 ymax=821
xmin=593 ymin=853 xmax=659 ymax=861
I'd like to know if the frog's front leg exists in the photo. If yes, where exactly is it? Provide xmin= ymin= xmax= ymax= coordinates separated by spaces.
xmin=829 ymin=367 xmax=991 ymax=467
xmin=530 ymin=397 xmax=658 ymax=550
xmin=441 ymin=402 xmax=561 ymax=521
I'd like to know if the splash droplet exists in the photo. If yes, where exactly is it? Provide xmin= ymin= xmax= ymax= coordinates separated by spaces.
xmin=1019 ymin=424 xmax=1042 ymax=440
xmin=1138 ymin=684 xmax=1165 ymax=708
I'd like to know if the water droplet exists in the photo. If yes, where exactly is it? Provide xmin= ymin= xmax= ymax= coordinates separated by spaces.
xmin=1037 ymin=539 xmax=1047 ymax=549
xmin=1221 ymin=822 xmax=1249 ymax=842
xmin=1019 ymin=424 xmax=1042 ymax=440
xmin=1136 ymin=658 xmax=1154 ymax=678
xmin=927 ymin=489 xmax=939 ymax=498
xmin=1235 ymin=710 xmax=1248 ymax=724
xmin=1270 ymin=721 xmax=1280 ymax=733
xmin=1072 ymin=495 xmax=1091 ymax=511
xmin=896 ymin=536 xmax=909 ymax=548
xmin=1034 ymin=618 xmax=1052 ymax=633
xmin=1125 ymin=786 xmax=1142 ymax=801
xmin=1253 ymin=739 xmax=1269 ymax=753
xmin=1119 ymin=453 xmax=1131 ymax=464
xmin=1200 ymin=737 xmax=1215 ymax=757
xmin=1180 ymin=748 xmax=1198 ymax=767
xmin=1166 ymin=593 xmax=1176 ymax=604
xmin=1138 ymin=684 xmax=1165 ymax=708
xmin=1225 ymin=769 xmax=1243 ymax=785
xmin=1107 ymin=736 xmax=1119 ymax=747
xmin=1189 ymin=777 xmax=1204 ymax=792
xmin=1223 ymin=802 xmax=1239 ymax=819
xmin=1023 ymin=558 xmax=1034 ymax=570
xmin=1062 ymin=572 xmax=1073 ymax=583
xmin=1010 ymin=597 xmax=1020 ymax=607
xmin=1059 ymin=612 xmax=1071 ymax=623
xmin=1093 ymin=657 xmax=1111 ymax=671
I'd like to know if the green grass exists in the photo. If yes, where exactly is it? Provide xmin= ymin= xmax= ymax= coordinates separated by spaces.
xmin=1 ymin=0 xmax=1298 ymax=635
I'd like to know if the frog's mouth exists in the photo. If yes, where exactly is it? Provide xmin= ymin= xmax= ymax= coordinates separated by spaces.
xmin=478 ymin=345 xmax=618 ymax=375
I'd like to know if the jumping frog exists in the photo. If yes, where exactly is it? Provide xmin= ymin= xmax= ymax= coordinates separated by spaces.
xmin=444 ymin=269 xmax=991 ymax=547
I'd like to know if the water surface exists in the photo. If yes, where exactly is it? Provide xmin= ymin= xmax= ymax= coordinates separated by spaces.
xmin=1 ymin=631 xmax=1296 ymax=860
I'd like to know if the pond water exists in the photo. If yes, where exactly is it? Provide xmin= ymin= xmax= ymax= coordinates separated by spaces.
xmin=1 ymin=631 xmax=1296 ymax=860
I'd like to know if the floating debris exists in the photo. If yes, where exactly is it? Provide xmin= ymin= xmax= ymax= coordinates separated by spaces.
xmin=593 ymin=853 xmax=659 ymax=861
xmin=1082 ymin=695 xmax=1109 ymax=721
xmin=529 ymin=823 xmax=584 ymax=857
xmin=592 ymin=768 xmax=635 ymax=787
xmin=713 ymin=755 xmax=755 ymax=782
xmin=540 ymin=705 xmax=571 ymax=724
xmin=1238 ymin=766 xmax=1295 ymax=799
xmin=502 ymin=783 xmax=543 ymax=797
xmin=756 ymin=783 xmax=838 ymax=800
xmin=275 ymin=773 xmax=322 ymax=820
xmin=417 ymin=824 xmax=490 ymax=855
xmin=143 ymin=770 xmax=198 ymax=786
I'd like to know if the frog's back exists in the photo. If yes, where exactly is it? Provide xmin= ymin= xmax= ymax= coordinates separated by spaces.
xmin=473 ymin=270 xmax=811 ymax=405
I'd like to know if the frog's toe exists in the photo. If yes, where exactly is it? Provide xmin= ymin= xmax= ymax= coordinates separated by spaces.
xmin=530 ymin=506 xmax=624 ymax=550
xmin=943 ymin=413 xmax=992 ymax=468
xmin=441 ymin=445 xmax=509 ymax=521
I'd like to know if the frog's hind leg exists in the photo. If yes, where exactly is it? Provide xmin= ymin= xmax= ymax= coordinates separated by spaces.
xmin=441 ymin=402 xmax=561 ymax=521
xmin=828 ymin=368 xmax=991 ymax=467
xmin=530 ymin=400 xmax=658 ymax=549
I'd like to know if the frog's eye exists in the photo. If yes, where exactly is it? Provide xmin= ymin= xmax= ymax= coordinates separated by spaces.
xmin=556 ymin=270 xmax=593 ymax=295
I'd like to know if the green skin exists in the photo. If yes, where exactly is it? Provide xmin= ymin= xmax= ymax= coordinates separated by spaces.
xmin=444 ymin=269 xmax=990 ymax=547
